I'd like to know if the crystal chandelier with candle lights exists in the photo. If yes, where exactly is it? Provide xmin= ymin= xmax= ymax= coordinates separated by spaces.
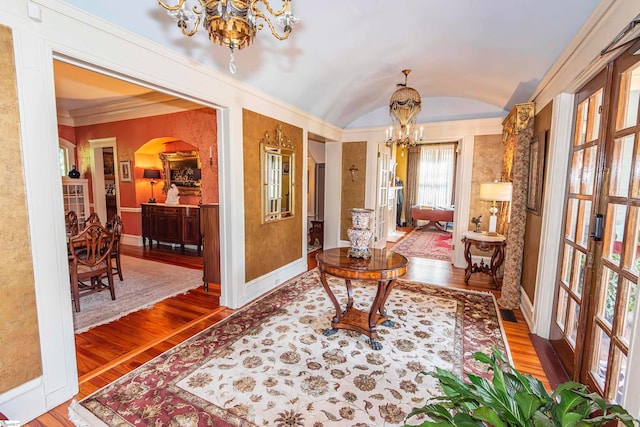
xmin=385 ymin=69 xmax=423 ymax=152
xmin=158 ymin=0 xmax=298 ymax=74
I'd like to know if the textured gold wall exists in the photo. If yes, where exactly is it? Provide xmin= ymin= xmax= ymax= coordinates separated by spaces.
xmin=243 ymin=110 xmax=303 ymax=282
xmin=522 ymin=101 xmax=552 ymax=303
xmin=0 ymin=25 xmax=42 ymax=394
xmin=470 ymin=135 xmax=504 ymax=232
xmin=340 ymin=142 xmax=367 ymax=240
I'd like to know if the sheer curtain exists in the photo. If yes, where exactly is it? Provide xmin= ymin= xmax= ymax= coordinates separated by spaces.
xmin=416 ymin=144 xmax=455 ymax=207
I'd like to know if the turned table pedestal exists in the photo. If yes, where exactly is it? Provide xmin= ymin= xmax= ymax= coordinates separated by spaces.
xmin=316 ymin=247 xmax=408 ymax=350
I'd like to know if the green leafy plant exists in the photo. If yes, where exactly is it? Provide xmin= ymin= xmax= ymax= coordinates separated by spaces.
xmin=404 ymin=348 xmax=638 ymax=427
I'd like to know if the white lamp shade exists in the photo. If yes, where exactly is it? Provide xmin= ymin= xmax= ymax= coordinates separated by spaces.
xmin=479 ymin=182 xmax=512 ymax=202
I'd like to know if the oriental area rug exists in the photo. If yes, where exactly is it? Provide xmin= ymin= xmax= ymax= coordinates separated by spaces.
xmin=69 ymin=269 xmax=509 ymax=426
xmin=390 ymin=227 xmax=453 ymax=261
xmin=73 ymin=255 xmax=203 ymax=333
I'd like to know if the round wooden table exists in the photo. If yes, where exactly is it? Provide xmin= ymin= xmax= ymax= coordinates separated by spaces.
xmin=316 ymin=247 xmax=408 ymax=350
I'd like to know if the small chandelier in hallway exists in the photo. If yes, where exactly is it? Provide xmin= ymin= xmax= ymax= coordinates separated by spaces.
xmin=158 ymin=0 xmax=299 ymax=74
xmin=385 ymin=69 xmax=423 ymax=152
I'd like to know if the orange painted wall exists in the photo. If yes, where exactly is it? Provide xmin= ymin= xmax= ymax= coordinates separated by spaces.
xmin=58 ymin=124 xmax=76 ymax=143
xmin=63 ymin=108 xmax=218 ymax=235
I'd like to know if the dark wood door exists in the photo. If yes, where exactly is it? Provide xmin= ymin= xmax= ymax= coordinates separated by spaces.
xmin=578 ymin=48 xmax=640 ymax=402
xmin=551 ymin=42 xmax=640 ymax=403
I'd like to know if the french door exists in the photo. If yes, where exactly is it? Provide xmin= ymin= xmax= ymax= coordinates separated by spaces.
xmin=374 ymin=146 xmax=391 ymax=248
xmin=550 ymin=69 xmax=605 ymax=379
xmin=552 ymin=44 xmax=640 ymax=402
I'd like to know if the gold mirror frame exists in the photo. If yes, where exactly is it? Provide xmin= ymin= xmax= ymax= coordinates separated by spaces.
xmin=260 ymin=124 xmax=295 ymax=223
xmin=159 ymin=150 xmax=202 ymax=196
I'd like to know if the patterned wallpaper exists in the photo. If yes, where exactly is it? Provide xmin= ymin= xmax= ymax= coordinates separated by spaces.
xmin=340 ymin=142 xmax=367 ymax=240
xmin=470 ymin=134 xmax=504 ymax=233
xmin=0 ymin=24 xmax=42 ymax=394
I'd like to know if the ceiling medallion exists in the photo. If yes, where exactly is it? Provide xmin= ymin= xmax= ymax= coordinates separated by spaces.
xmin=385 ymin=69 xmax=423 ymax=153
xmin=158 ymin=0 xmax=299 ymax=74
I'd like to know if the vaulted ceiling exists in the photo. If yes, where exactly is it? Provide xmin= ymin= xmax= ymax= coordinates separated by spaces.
xmin=56 ymin=0 xmax=600 ymax=128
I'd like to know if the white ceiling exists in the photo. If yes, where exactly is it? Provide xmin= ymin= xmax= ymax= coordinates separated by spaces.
xmin=56 ymin=0 xmax=601 ymax=129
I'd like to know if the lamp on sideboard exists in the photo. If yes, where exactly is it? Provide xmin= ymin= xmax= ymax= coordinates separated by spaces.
xmin=479 ymin=181 xmax=512 ymax=235
xmin=143 ymin=169 xmax=162 ymax=203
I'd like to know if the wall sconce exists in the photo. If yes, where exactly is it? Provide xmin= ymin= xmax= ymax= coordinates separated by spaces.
xmin=143 ymin=169 xmax=161 ymax=203
xmin=479 ymin=181 xmax=512 ymax=235
xmin=349 ymin=164 xmax=359 ymax=182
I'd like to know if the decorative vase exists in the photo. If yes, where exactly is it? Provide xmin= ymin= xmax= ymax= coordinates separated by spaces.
xmin=347 ymin=208 xmax=374 ymax=258
xmin=68 ymin=165 xmax=80 ymax=179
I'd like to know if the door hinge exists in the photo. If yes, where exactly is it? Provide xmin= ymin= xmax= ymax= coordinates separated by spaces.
xmin=598 ymin=105 xmax=603 ymax=114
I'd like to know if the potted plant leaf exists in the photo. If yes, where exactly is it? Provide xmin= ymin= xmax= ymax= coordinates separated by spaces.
xmin=404 ymin=348 xmax=638 ymax=427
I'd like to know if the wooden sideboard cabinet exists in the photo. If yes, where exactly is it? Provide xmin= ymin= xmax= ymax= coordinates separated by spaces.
xmin=142 ymin=203 xmax=202 ymax=255
xmin=200 ymin=204 xmax=220 ymax=292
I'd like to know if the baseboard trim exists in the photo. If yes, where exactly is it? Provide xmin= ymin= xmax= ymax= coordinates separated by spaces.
xmin=520 ymin=289 xmax=534 ymax=331
xmin=240 ymin=259 xmax=307 ymax=308
xmin=121 ymin=234 xmax=142 ymax=247
xmin=0 ymin=377 xmax=50 ymax=424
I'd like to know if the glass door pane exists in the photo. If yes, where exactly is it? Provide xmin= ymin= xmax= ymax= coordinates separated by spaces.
xmin=615 ymin=62 xmax=640 ymax=131
xmin=582 ymin=55 xmax=640 ymax=402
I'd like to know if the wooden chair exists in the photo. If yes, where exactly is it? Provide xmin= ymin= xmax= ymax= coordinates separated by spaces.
xmin=68 ymin=223 xmax=115 ymax=312
xmin=65 ymin=210 xmax=79 ymax=236
xmin=84 ymin=212 xmax=101 ymax=228
xmin=108 ymin=214 xmax=123 ymax=281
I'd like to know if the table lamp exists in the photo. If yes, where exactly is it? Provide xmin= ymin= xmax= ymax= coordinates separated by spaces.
xmin=479 ymin=181 xmax=512 ymax=235
xmin=143 ymin=169 xmax=162 ymax=203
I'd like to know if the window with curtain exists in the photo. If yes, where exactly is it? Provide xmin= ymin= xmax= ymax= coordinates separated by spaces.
xmin=59 ymin=146 xmax=69 ymax=176
xmin=416 ymin=143 xmax=456 ymax=207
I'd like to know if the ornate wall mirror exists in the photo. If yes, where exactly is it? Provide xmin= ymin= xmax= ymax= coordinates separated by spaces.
xmin=159 ymin=150 xmax=202 ymax=196
xmin=261 ymin=124 xmax=295 ymax=222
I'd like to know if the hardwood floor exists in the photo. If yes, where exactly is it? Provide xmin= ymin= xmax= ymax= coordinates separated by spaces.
xmin=25 ymin=236 xmax=550 ymax=426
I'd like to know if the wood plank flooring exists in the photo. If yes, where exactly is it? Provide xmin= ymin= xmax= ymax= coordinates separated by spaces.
xmin=25 ymin=234 xmax=550 ymax=426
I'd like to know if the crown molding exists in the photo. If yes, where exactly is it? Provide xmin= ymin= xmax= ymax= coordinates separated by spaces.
xmin=57 ymin=92 xmax=203 ymax=127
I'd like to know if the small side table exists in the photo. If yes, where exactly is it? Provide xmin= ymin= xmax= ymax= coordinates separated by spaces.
xmin=461 ymin=231 xmax=506 ymax=288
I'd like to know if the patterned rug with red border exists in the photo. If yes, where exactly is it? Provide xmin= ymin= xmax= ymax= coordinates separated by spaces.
xmin=70 ymin=269 xmax=508 ymax=426
xmin=390 ymin=226 xmax=453 ymax=261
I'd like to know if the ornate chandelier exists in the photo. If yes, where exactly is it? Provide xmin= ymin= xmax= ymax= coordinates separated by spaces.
xmin=158 ymin=0 xmax=298 ymax=73
xmin=385 ymin=69 xmax=423 ymax=152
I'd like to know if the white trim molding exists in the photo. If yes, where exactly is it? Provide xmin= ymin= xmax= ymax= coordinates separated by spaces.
xmin=532 ymin=93 xmax=574 ymax=338
xmin=519 ymin=289 xmax=535 ymax=332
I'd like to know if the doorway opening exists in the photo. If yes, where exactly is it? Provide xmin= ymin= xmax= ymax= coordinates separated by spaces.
xmin=307 ymin=134 xmax=326 ymax=253
xmin=53 ymin=58 xmax=223 ymax=384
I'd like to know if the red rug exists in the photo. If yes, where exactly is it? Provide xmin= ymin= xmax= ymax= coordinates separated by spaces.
xmin=390 ymin=226 xmax=452 ymax=260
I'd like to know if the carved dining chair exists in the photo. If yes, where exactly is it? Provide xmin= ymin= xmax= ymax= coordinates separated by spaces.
xmin=65 ymin=210 xmax=79 ymax=236
xmin=84 ymin=212 xmax=101 ymax=228
xmin=68 ymin=223 xmax=115 ymax=312
xmin=108 ymin=214 xmax=123 ymax=281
